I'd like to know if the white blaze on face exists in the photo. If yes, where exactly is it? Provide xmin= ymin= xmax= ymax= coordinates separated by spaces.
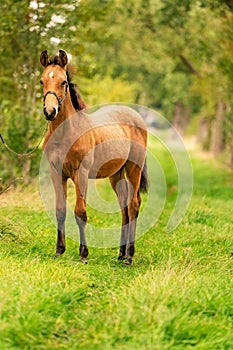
xmin=49 ymin=71 xmax=54 ymax=79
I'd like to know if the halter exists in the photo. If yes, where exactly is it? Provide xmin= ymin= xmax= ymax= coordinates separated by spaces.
xmin=43 ymin=83 xmax=68 ymax=109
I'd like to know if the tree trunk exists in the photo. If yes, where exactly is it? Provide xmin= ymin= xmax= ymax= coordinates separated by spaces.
xmin=198 ymin=118 xmax=211 ymax=150
xmin=210 ymin=100 xmax=225 ymax=155
xmin=173 ymin=101 xmax=190 ymax=135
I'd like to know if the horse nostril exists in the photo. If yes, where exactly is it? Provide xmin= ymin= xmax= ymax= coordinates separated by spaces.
xmin=44 ymin=107 xmax=49 ymax=118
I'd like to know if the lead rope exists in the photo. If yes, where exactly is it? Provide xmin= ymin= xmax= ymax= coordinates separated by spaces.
xmin=0 ymin=123 xmax=48 ymax=158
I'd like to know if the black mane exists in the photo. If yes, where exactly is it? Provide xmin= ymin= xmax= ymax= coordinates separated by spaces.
xmin=48 ymin=56 xmax=86 ymax=111
xmin=66 ymin=69 xmax=86 ymax=111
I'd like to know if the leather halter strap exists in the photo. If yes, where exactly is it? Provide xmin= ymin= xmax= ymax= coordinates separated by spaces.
xmin=43 ymin=85 xmax=68 ymax=107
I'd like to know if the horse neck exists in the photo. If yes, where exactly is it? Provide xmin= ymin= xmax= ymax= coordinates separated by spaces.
xmin=48 ymin=92 xmax=76 ymax=133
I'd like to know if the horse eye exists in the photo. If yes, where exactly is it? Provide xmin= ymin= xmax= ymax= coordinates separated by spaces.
xmin=61 ymin=80 xmax=67 ymax=87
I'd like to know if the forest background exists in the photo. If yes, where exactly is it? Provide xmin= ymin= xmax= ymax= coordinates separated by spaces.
xmin=0 ymin=0 xmax=233 ymax=187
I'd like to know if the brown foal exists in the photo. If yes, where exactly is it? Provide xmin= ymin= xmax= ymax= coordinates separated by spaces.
xmin=40 ymin=50 xmax=148 ymax=265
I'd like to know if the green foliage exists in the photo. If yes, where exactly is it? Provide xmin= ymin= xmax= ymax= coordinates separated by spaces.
xmin=1 ymin=0 xmax=233 ymax=184
xmin=81 ymin=75 xmax=138 ymax=106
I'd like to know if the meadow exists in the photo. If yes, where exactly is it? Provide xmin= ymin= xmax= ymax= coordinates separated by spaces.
xmin=0 ymin=141 xmax=233 ymax=350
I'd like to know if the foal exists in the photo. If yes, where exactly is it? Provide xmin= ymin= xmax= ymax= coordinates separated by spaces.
xmin=40 ymin=50 xmax=148 ymax=265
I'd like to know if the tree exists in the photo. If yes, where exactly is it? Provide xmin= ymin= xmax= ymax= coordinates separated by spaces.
xmin=1 ymin=0 xmax=233 ymax=189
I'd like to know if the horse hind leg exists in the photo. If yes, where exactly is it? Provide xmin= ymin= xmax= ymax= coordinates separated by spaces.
xmin=109 ymin=170 xmax=129 ymax=260
xmin=125 ymin=161 xmax=142 ymax=265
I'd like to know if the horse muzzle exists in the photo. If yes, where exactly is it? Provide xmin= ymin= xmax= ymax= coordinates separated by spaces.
xmin=44 ymin=107 xmax=57 ymax=121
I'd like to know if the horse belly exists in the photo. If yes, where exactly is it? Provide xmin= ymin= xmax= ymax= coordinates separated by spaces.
xmin=88 ymin=139 xmax=130 ymax=179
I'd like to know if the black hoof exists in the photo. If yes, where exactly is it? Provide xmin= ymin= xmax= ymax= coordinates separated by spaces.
xmin=80 ymin=257 xmax=88 ymax=264
xmin=55 ymin=246 xmax=66 ymax=258
xmin=125 ymin=257 xmax=133 ymax=266
xmin=79 ymin=245 xmax=88 ymax=261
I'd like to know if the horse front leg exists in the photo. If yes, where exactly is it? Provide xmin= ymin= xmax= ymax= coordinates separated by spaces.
xmin=50 ymin=168 xmax=67 ymax=257
xmin=73 ymin=172 xmax=88 ymax=264
xmin=56 ymin=210 xmax=66 ymax=257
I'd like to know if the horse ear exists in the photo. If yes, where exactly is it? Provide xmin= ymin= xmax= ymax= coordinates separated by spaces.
xmin=58 ymin=50 xmax=68 ymax=68
xmin=40 ymin=50 xmax=49 ymax=67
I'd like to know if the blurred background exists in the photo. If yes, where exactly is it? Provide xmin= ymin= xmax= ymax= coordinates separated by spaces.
xmin=0 ymin=0 xmax=232 ymax=188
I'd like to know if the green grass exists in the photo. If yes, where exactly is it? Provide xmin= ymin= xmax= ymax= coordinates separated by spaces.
xmin=1 ymin=144 xmax=233 ymax=349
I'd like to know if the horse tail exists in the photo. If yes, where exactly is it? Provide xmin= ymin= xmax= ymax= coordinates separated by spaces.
xmin=140 ymin=159 xmax=149 ymax=193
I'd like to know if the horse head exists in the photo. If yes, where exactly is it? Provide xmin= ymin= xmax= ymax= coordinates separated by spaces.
xmin=40 ymin=50 xmax=69 ymax=121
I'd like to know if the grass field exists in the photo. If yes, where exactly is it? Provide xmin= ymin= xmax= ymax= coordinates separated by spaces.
xmin=1 ymin=141 xmax=233 ymax=349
